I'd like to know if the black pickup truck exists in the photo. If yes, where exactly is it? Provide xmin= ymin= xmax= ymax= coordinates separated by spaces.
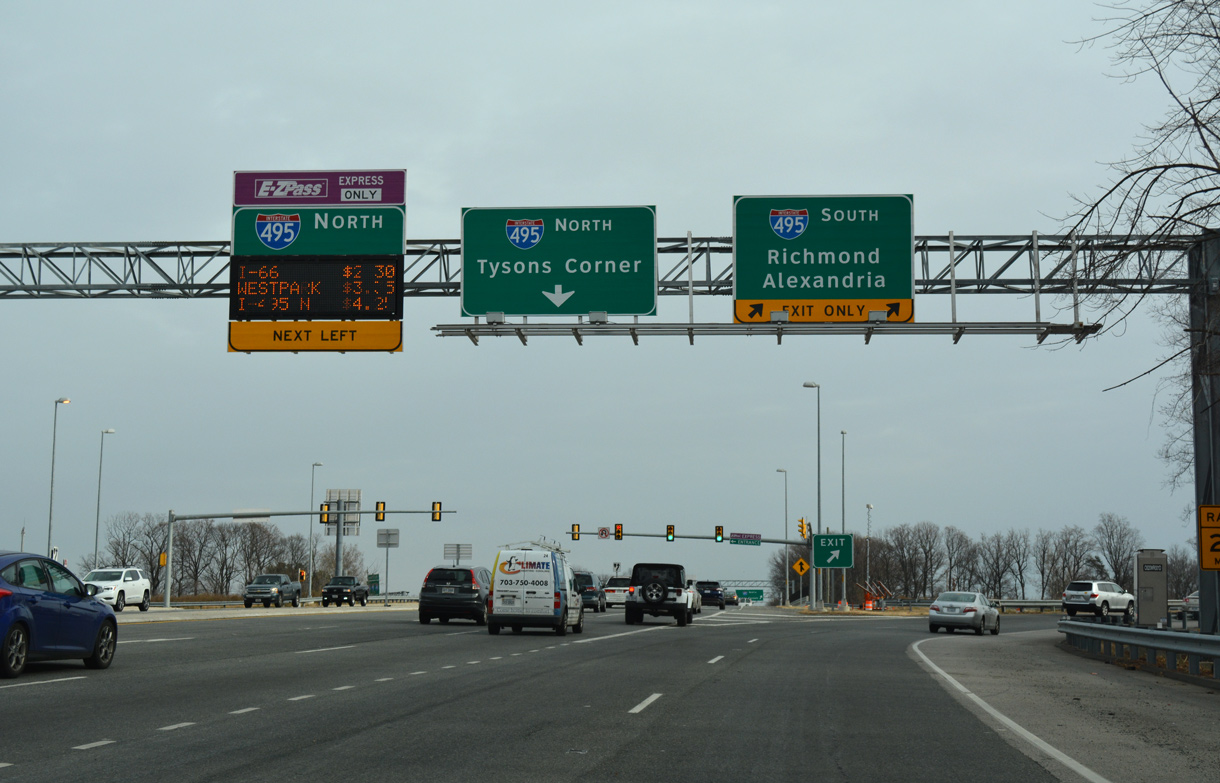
xmin=322 ymin=575 xmax=370 ymax=606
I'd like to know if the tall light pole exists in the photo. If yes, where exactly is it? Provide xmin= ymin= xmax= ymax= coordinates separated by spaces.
xmin=777 ymin=468 xmax=788 ymax=605
xmin=866 ymin=503 xmax=874 ymax=595
xmin=93 ymin=428 xmax=116 ymax=569
xmin=802 ymin=382 xmax=821 ymax=609
xmin=308 ymin=462 xmax=323 ymax=597
xmin=47 ymin=397 xmax=70 ymax=557
xmin=840 ymin=429 xmax=846 ymax=610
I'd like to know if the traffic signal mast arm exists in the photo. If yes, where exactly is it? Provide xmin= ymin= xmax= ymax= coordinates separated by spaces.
xmin=166 ymin=508 xmax=455 ymax=523
xmin=611 ymin=531 xmax=808 ymax=545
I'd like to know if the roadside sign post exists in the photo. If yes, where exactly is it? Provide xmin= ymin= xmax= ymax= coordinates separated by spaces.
xmin=377 ymin=528 xmax=399 ymax=607
xmin=733 ymin=195 xmax=914 ymax=324
xmin=461 ymin=206 xmax=657 ymax=317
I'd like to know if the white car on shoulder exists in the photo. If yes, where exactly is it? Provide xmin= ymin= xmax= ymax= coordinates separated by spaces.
xmin=83 ymin=567 xmax=152 ymax=612
xmin=1061 ymin=579 xmax=1135 ymax=619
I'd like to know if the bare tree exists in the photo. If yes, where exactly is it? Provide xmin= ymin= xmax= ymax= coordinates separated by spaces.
xmin=1033 ymin=528 xmax=1060 ymax=599
xmin=315 ymin=542 xmax=368 ymax=586
xmin=1050 ymin=526 xmax=1097 ymax=596
xmin=238 ymin=522 xmax=284 ymax=584
xmin=175 ymin=519 xmax=215 ymax=596
xmin=134 ymin=513 xmax=167 ymax=595
xmin=1166 ymin=541 xmax=1200 ymax=597
xmin=910 ymin=522 xmax=944 ymax=598
xmin=102 ymin=511 xmax=142 ymax=568
xmin=976 ymin=533 xmax=1012 ymax=598
xmin=205 ymin=522 xmax=242 ymax=595
xmin=1006 ymin=528 xmax=1033 ymax=599
xmin=942 ymin=526 xmax=973 ymax=591
xmin=885 ymin=524 xmax=919 ymax=598
xmin=1093 ymin=512 xmax=1145 ymax=588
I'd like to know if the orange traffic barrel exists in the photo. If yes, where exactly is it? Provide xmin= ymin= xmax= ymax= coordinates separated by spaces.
xmin=864 ymin=598 xmax=874 ymax=611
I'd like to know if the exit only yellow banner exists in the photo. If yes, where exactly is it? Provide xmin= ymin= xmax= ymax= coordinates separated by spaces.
xmin=734 ymin=298 xmax=914 ymax=323
xmin=228 ymin=321 xmax=402 ymax=352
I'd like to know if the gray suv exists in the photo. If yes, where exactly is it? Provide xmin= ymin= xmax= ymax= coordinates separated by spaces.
xmin=1062 ymin=580 xmax=1135 ymax=618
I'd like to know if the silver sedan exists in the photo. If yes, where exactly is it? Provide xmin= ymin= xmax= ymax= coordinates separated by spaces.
xmin=929 ymin=591 xmax=1000 ymax=635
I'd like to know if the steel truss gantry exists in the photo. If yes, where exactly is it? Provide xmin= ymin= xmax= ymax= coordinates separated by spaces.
xmin=0 ymin=233 xmax=1197 ymax=342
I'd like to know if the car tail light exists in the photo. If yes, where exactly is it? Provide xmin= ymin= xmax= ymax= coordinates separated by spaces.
xmin=963 ymin=607 xmax=977 ymax=614
xmin=930 ymin=604 xmax=939 ymax=612
xmin=1090 ymin=593 xmax=1099 ymax=599
xmin=628 ymin=586 xmax=636 ymax=594
xmin=472 ymin=573 xmax=479 ymax=589
xmin=487 ymin=592 xmax=493 ymax=614
xmin=554 ymin=591 xmax=561 ymax=610
xmin=0 ymin=589 xmax=11 ymax=600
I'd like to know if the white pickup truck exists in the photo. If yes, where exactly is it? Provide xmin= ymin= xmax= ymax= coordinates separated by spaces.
xmin=624 ymin=562 xmax=696 ymax=626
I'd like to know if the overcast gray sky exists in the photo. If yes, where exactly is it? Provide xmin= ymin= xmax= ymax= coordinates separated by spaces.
xmin=0 ymin=2 xmax=1193 ymax=592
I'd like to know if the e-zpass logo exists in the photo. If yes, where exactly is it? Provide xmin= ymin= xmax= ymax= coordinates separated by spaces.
xmin=254 ymin=213 xmax=301 ymax=250
xmin=769 ymin=208 xmax=809 ymax=240
xmin=255 ymin=179 xmax=327 ymax=198
xmin=498 ymin=556 xmax=552 ymax=575
xmin=506 ymin=218 xmax=544 ymax=250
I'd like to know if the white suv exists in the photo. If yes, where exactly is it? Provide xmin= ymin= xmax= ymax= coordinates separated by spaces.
xmin=1062 ymin=579 xmax=1134 ymax=619
xmin=84 ymin=567 xmax=152 ymax=612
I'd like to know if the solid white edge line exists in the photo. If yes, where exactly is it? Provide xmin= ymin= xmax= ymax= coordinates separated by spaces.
xmin=573 ymin=625 xmax=669 ymax=644
xmin=72 ymin=740 xmax=115 ymax=750
xmin=295 ymin=645 xmax=355 ymax=654
xmin=910 ymin=638 xmax=1113 ymax=783
xmin=628 ymin=693 xmax=663 ymax=714
xmin=0 ymin=675 xmax=87 ymax=689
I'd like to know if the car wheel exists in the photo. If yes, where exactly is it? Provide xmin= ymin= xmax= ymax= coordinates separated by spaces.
xmin=512 ymin=625 xmax=523 ymax=634
xmin=991 ymin=616 xmax=1000 ymax=635
xmin=625 ymin=608 xmax=636 ymax=625
xmin=720 ymin=602 xmax=725 ymax=610
xmin=244 ymin=599 xmax=253 ymax=608
xmin=84 ymin=620 xmax=117 ymax=670
xmin=114 ymin=592 xmax=125 ymax=612
xmin=360 ymin=595 xmax=367 ymax=607
xmin=642 ymin=581 xmax=666 ymax=605
xmin=676 ymin=608 xmax=688 ymax=627
xmin=438 ymin=617 xmax=449 ymax=624
xmin=488 ymin=623 xmax=501 ymax=635
xmin=555 ymin=618 xmax=567 ymax=636
xmin=263 ymin=600 xmax=271 ymax=608
xmin=275 ymin=594 xmax=283 ymax=608
xmin=573 ymin=610 xmax=584 ymax=634
xmin=1066 ymin=608 xmax=1076 ymax=617
xmin=974 ymin=622 xmax=984 ymax=636
xmin=292 ymin=594 xmax=300 ymax=608
xmin=322 ymin=598 xmax=329 ymax=607
xmin=929 ymin=625 xmax=938 ymax=633
xmin=1 ymin=624 xmax=29 ymax=678
xmin=1124 ymin=602 xmax=1134 ymax=620
xmin=945 ymin=627 xmax=954 ymax=634
xmin=1099 ymin=602 xmax=1110 ymax=618
xmin=475 ymin=611 xmax=487 ymax=626
xmin=139 ymin=591 xmax=150 ymax=612
xmin=688 ymin=608 xmax=695 ymax=625
xmin=419 ymin=614 xmax=430 ymax=624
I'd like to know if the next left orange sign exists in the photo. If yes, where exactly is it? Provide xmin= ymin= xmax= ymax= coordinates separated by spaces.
xmin=228 ymin=321 xmax=402 ymax=352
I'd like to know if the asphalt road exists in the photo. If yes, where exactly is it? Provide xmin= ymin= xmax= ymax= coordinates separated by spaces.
xmin=0 ymin=607 xmax=1210 ymax=782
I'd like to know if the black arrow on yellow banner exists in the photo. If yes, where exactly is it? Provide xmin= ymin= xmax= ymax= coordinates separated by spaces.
xmin=887 ymin=302 xmax=901 ymax=317
xmin=748 ymin=303 xmax=764 ymax=318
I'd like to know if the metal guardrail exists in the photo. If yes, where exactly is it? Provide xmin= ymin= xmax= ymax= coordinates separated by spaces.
xmin=165 ymin=595 xmax=416 ymax=609
xmin=1058 ymin=619 xmax=1217 ymax=680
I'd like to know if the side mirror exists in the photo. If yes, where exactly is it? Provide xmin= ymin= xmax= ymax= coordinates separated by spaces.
xmin=86 ymin=584 xmax=98 ymax=597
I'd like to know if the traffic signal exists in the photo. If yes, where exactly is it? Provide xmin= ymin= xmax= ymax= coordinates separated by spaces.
xmin=571 ymin=523 xmax=581 ymax=541
xmin=299 ymin=569 xmax=306 ymax=582
xmin=614 ymin=523 xmax=623 ymax=540
xmin=375 ymin=501 xmax=386 ymax=522
xmin=431 ymin=501 xmax=442 ymax=521
xmin=320 ymin=502 xmax=330 ymax=524
xmin=715 ymin=525 xmax=724 ymax=542
xmin=666 ymin=524 xmax=675 ymax=542
xmin=798 ymin=518 xmax=807 ymax=538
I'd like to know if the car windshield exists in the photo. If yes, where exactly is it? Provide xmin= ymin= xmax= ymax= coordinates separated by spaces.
xmin=85 ymin=570 xmax=124 ymax=582
xmin=252 ymin=575 xmax=280 ymax=584
xmin=426 ymin=569 xmax=471 ymax=585
xmin=937 ymin=592 xmax=976 ymax=603
xmin=605 ymin=577 xmax=629 ymax=587
xmin=329 ymin=576 xmax=356 ymax=585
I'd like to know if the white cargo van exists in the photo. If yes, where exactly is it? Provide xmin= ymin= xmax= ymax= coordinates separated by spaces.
xmin=487 ymin=547 xmax=584 ymax=635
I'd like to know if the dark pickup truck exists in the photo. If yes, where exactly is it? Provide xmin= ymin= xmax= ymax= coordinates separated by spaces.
xmin=243 ymin=574 xmax=301 ymax=608
xmin=322 ymin=575 xmax=369 ymax=607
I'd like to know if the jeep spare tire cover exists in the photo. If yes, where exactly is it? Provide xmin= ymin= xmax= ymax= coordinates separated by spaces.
xmin=642 ymin=581 xmax=667 ymax=604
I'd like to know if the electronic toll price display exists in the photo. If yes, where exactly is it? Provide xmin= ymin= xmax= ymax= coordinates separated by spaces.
xmin=229 ymin=255 xmax=403 ymax=320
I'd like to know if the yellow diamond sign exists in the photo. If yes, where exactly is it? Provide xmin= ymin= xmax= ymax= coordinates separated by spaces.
xmin=792 ymin=558 xmax=810 ymax=576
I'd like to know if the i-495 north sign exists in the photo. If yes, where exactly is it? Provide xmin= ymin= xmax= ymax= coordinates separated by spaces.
xmin=461 ymin=206 xmax=657 ymax=317
xmin=733 ymin=195 xmax=914 ymax=323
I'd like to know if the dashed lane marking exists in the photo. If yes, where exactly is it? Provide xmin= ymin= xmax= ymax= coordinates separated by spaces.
xmin=158 ymin=723 xmax=195 ymax=731
xmin=0 ymin=675 xmax=86 ymax=689
xmin=73 ymin=741 xmax=115 ymax=750
xmin=333 ymin=686 xmax=354 ymax=690
xmin=230 ymin=708 xmax=259 ymax=714
xmin=118 ymin=637 xmax=195 ymax=644
xmin=708 ymin=655 xmax=724 ymax=664
xmin=295 ymin=645 xmax=355 ymax=654
xmin=628 ymin=693 xmax=663 ymax=714
xmin=287 ymin=695 xmax=315 ymax=701
xmin=410 ymin=671 xmax=426 ymax=675
xmin=747 ymin=638 xmax=758 ymax=644
xmin=375 ymin=677 xmax=394 ymax=682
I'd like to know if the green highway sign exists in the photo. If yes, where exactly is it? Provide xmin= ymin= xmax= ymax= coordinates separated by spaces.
xmin=232 ymin=206 xmax=405 ymax=256
xmin=729 ymin=532 xmax=762 ymax=546
xmin=813 ymin=534 xmax=854 ymax=569
xmin=733 ymin=195 xmax=914 ymax=323
xmin=736 ymin=589 xmax=764 ymax=601
xmin=461 ymin=205 xmax=657 ymax=317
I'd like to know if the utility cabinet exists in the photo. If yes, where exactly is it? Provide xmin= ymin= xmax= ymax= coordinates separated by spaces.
xmin=1134 ymin=549 xmax=1169 ymax=627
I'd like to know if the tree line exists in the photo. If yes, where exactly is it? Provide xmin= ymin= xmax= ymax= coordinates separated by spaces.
xmin=79 ymin=512 xmax=367 ymax=598
xmin=768 ymin=512 xmax=1199 ymax=604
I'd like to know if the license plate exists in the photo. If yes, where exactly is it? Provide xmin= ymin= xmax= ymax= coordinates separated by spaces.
xmin=501 ymin=596 xmax=516 ymax=605
xmin=442 ymin=587 xmax=454 ymax=594
xmin=945 ymin=607 xmax=958 ymax=613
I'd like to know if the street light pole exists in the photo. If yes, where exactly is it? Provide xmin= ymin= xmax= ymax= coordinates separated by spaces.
xmin=93 ymin=428 xmax=116 ymax=569
xmin=777 ymin=468 xmax=788 ymax=605
xmin=841 ymin=429 xmax=846 ymax=610
xmin=866 ymin=503 xmax=874 ymax=595
xmin=308 ymin=462 xmax=323 ymax=598
xmin=47 ymin=397 xmax=70 ymax=557
xmin=802 ymin=382 xmax=821 ymax=609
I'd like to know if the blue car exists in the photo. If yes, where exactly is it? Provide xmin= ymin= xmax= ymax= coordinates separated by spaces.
xmin=0 ymin=551 xmax=117 ymax=678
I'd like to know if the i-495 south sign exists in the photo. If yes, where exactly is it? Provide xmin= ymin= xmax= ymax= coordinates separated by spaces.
xmin=461 ymin=206 xmax=657 ymax=317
